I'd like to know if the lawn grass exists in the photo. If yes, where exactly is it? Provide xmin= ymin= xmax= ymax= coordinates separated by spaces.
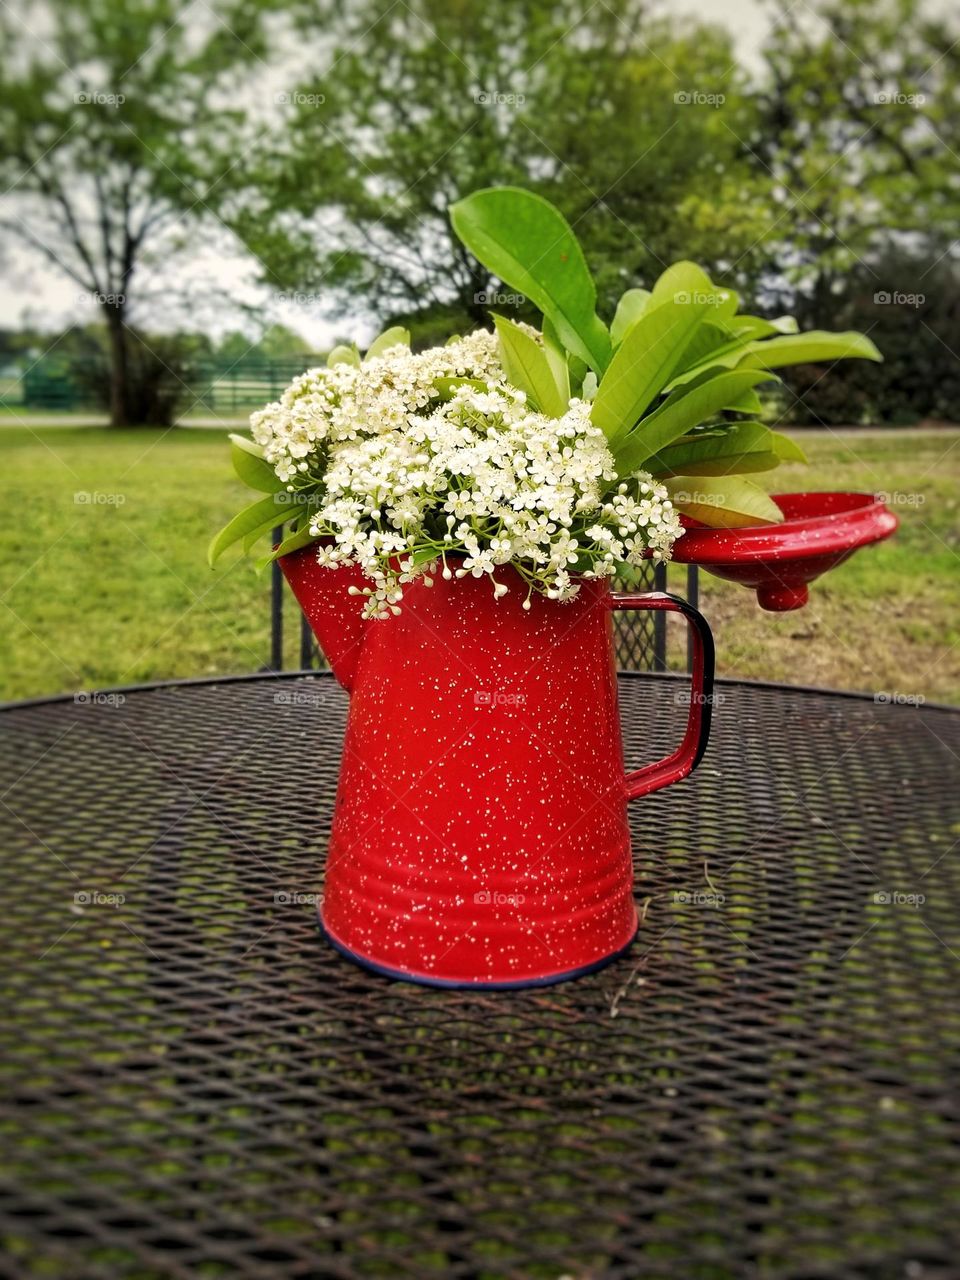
xmin=0 ymin=425 xmax=957 ymax=703
xmin=692 ymin=430 xmax=959 ymax=704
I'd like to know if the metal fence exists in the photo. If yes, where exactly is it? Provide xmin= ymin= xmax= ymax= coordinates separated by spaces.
xmin=4 ymin=358 xmax=324 ymax=413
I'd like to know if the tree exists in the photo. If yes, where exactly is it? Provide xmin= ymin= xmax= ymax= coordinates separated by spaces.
xmin=0 ymin=0 xmax=270 ymax=425
xmin=757 ymin=0 xmax=960 ymax=325
xmin=774 ymin=250 xmax=960 ymax=425
xmin=231 ymin=0 xmax=777 ymax=337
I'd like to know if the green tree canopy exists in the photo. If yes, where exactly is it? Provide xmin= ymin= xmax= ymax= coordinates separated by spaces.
xmin=230 ymin=0 xmax=776 ymax=335
xmin=0 ymin=0 xmax=270 ymax=424
xmin=757 ymin=0 xmax=960 ymax=321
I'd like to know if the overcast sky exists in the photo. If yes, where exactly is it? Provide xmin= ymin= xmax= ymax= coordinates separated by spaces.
xmin=0 ymin=0 xmax=775 ymax=349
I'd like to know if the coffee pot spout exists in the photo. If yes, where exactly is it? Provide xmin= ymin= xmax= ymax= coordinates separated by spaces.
xmin=277 ymin=544 xmax=369 ymax=691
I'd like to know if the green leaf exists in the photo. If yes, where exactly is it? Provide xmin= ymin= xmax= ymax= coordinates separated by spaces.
xmin=208 ymin=493 xmax=302 ymax=567
xmin=229 ymin=434 xmax=284 ymax=493
xmin=665 ymin=475 xmax=784 ymax=527
xmin=230 ymin=433 xmax=265 ymax=458
xmin=433 ymin=376 xmax=489 ymax=399
xmin=669 ymin=320 xmax=750 ymax=387
xmin=542 ymin=332 xmax=572 ymax=407
xmin=610 ymin=289 xmax=651 ymax=346
xmin=591 ymin=295 xmax=717 ymax=445
xmin=255 ymin=521 xmax=320 ymax=570
xmin=327 ymin=344 xmax=360 ymax=368
xmin=645 ymin=422 xmax=805 ymax=477
xmin=771 ymin=431 xmax=808 ymax=462
xmin=492 ymin=315 xmax=569 ymax=417
xmin=611 ymin=367 xmax=771 ymax=476
xmin=740 ymin=330 xmax=883 ymax=370
xmin=450 ymin=186 xmax=611 ymax=373
xmin=649 ymin=261 xmax=739 ymax=320
xmin=365 ymin=326 xmax=410 ymax=359
xmin=730 ymin=387 xmax=764 ymax=415
xmin=727 ymin=314 xmax=798 ymax=339
xmin=242 ymin=512 xmax=288 ymax=553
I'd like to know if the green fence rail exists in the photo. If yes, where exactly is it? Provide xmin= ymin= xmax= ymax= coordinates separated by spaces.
xmin=2 ymin=359 xmax=324 ymax=414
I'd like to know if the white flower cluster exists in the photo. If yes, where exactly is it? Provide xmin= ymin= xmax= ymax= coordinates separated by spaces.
xmin=250 ymin=330 xmax=503 ymax=483
xmin=308 ymin=383 xmax=683 ymax=618
xmin=248 ymin=331 xmax=683 ymax=618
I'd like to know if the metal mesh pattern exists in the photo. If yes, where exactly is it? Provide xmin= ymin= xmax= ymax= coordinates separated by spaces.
xmin=1 ymin=674 xmax=958 ymax=1280
xmin=611 ymin=562 xmax=664 ymax=671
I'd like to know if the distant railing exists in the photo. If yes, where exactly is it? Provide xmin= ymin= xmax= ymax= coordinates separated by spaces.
xmin=185 ymin=361 xmax=323 ymax=413
xmin=3 ymin=357 xmax=325 ymax=413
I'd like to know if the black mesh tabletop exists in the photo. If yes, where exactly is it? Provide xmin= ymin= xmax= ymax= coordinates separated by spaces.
xmin=1 ymin=673 xmax=959 ymax=1280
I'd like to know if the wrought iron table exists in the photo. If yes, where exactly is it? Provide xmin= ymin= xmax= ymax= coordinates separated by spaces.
xmin=2 ymin=672 xmax=959 ymax=1280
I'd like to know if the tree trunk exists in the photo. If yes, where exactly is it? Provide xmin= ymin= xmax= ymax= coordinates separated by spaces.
xmin=105 ymin=306 xmax=131 ymax=427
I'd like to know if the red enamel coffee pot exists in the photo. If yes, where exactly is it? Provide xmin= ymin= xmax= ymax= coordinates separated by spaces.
xmin=279 ymin=547 xmax=715 ymax=988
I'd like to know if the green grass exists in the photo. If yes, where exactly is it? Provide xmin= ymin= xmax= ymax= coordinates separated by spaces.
xmin=0 ymin=425 xmax=957 ymax=703
xmin=0 ymin=426 xmax=278 ymax=700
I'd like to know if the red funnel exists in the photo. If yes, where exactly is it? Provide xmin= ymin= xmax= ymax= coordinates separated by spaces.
xmin=670 ymin=492 xmax=898 ymax=611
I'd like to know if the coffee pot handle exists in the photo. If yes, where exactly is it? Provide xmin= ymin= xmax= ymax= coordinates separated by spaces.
xmin=607 ymin=591 xmax=716 ymax=801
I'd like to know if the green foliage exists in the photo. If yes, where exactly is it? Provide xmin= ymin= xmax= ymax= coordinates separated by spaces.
xmin=217 ymin=326 xmax=315 ymax=364
xmin=591 ymin=292 xmax=721 ymax=443
xmin=663 ymin=476 xmax=785 ymax=527
xmin=776 ymin=251 xmax=960 ymax=425
xmin=327 ymin=345 xmax=361 ymax=369
xmin=208 ymin=492 xmax=295 ymax=567
xmin=62 ymin=328 xmax=209 ymax=426
xmin=0 ymin=0 xmax=271 ymax=425
xmin=491 ymin=316 xmax=569 ymax=417
xmin=644 ymin=424 xmax=807 ymax=477
xmin=450 ymin=187 xmax=881 ymax=526
xmin=230 ymin=0 xmax=774 ymax=329
xmin=612 ymin=370 xmax=774 ymax=475
xmin=228 ymin=435 xmax=284 ymax=493
xmin=610 ymin=291 xmax=652 ymax=347
xmin=451 ymin=188 xmax=611 ymax=372
xmin=758 ymin=0 xmax=959 ymax=310
xmin=365 ymin=327 xmax=411 ymax=359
